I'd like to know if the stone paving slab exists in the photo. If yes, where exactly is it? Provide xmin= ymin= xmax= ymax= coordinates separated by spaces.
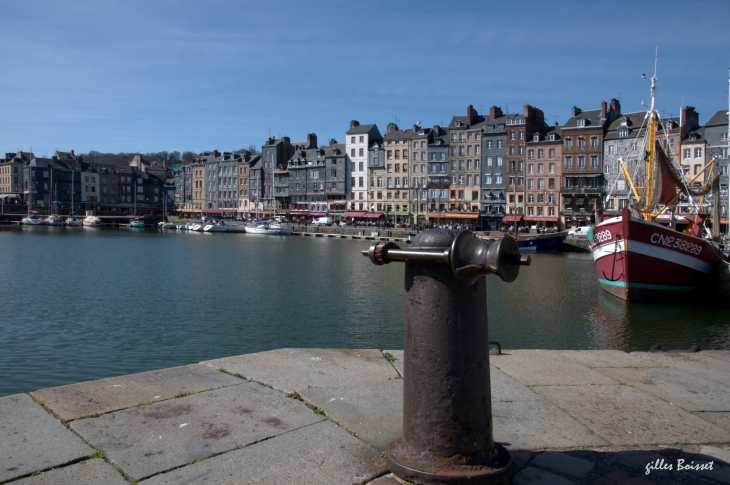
xmin=31 ymin=364 xmax=242 ymax=422
xmin=492 ymin=399 xmax=608 ymax=450
xmin=0 ymin=394 xmax=94 ymax=483
xmin=491 ymin=366 xmax=543 ymax=402
xmin=366 ymin=474 xmax=400 ymax=484
xmin=557 ymin=350 xmax=661 ymax=368
xmin=491 ymin=350 xmax=617 ymax=386
xmin=382 ymin=350 xmax=403 ymax=377
xmin=597 ymin=366 xmax=730 ymax=412
xmin=202 ymin=348 xmax=399 ymax=393
xmin=299 ymin=379 xmax=402 ymax=451
xmin=632 ymin=351 xmax=730 ymax=388
xmin=141 ymin=420 xmax=387 ymax=485
xmin=12 ymin=459 xmax=128 ymax=485
xmin=70 ymin=382 xmax=324 ymax=482
xmin=534 ymin=385 xmax=730 ymax=446
xmin=702 ymin=350 xmax=730 ymax=364
xmin=698 ymin=412 xmax=730 ymax=432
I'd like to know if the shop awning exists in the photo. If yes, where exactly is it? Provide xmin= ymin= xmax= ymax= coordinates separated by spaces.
xmin=309 ymin=212 xmax=327 ymax=217
xmin=179 ymin=209 xmax=193 ymax=213
xmin=501 ymin=215 xmax=524 ymax=222
xmin=524 ymin=216 xmax=560 ymax=222
xmin=343 ymin=211 xmax=368 ymax=218
xmin=289 ymin=210 xmax=309 ymax=215
xmin=362 ymin=212 xmax=384 ymax=219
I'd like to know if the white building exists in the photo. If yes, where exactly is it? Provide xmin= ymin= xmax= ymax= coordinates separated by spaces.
xmin=345 ymin=120 xmax=382 ymax=211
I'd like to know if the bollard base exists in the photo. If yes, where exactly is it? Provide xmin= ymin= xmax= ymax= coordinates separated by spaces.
xmin=386 ymin=439 xmax=512 ymax=485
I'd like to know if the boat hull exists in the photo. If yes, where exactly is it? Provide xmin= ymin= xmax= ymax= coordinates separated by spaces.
xmin=246 ymin=225 xmax=292 ymax=235
xmin=590 ymin=209 xmax=723 ymax=302
xmin=517 ymin=232 xmax=566 ymax=251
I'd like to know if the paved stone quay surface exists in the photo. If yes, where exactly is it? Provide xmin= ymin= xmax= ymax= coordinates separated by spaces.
xmin=2 ymin=349 xmax=730 ymax=484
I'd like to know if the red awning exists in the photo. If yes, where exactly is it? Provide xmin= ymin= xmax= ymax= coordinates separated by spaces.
xmin=501 ymin=215 xmax=524 ymax=222
xmin=362 ymin=212 xmax=384 ymax=219
xmin=343 ymin=211 xmax=368 ymax=218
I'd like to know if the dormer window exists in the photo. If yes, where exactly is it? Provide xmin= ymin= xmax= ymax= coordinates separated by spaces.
xmin=620 ymin=118 xmax=628 ymax=126
xmin=618 ymin=128 xmax=629 ymax=138
xmin=549 ymin=134 xmax=556 ymax=141
xmin=456 ymin=121 xmax=462 ymax=127
xmin=418 ymin=130 xmax=425 ymax=135
xmin=577 ymin=119 xmax=585 ymax=127
xmin=533 ymin=134 xmax=539 ymax=142
xmin=689 ymin=134 xmax=697 ymax=141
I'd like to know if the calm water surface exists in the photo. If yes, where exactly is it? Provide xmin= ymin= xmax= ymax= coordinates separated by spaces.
xmin=1 ymin=226 xmax=728 ymax=396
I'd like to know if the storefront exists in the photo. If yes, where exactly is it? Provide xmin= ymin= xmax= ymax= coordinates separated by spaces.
xmin=500 ymin=214 xmax=524 ymax=231
xmin=425 ymin=212 xmax=479 ymax=229
xmin=523 ymin=216 xmax=561 ymax=231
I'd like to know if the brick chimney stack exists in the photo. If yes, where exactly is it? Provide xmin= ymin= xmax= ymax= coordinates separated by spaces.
xmin=601 ymin=101 xmax=607 ymax=119
xmin=489 ymin=106 xmax=503 ymax=120
xmin=609 ymin=99 xmax=621 ymax=114
xmin=350 ymin=120 xmax=360 ymax=129
xmin=307 ymin=133 xmax=318 ymax=149
xmin=330 ymin=138 xmax=337 ymax=147
xmin=571 ymin=106 xmax=582 ymax=117
xmin=387 ymin=123 xmax=399 ymax=134
xmin=466 ymin=105 xmax=477 ymax=125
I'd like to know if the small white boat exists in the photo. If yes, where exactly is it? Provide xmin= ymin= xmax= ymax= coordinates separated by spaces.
xmin=203 ymin=221 xmax=230 ymax=232
xmin=65 ymin=216 xmax=83 ymax=226
xmin=246 ymin=222 xmax=293 ymax=235
xmin=44 ymin=214 xmax=64 ymax=226
xmin=190 ymin=223 xmax=205 ymax=232
xmin=21 ymin=214 xmax=44 ymax=225
xmin=83 ymin=216 xmax=102 ymax=227
xmin=158 ymin=222 xmax=177 ymax=230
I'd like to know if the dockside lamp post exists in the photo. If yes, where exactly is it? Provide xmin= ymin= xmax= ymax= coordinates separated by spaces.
xmin=363 ymin=229 xmax=530 ymax=485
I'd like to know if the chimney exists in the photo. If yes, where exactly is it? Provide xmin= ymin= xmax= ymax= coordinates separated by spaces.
xmin=330 ymin=138 xmax=337 ymax=147
xmin=466 ymin=105 xmax=477 ymax=125
xmin=213 ymin=150 xmax=221 ymax=157
xmin=601 ymin=101 xmax=607 ymax=119
xmin=489 ymin=105 xmax=503 ymax=120
xmin=413 ymin=123 xmax=421 ymax=132
xmin=70 ymin=150 xmax=75 ymax=156
xmin=307 ymin=133 xmax=318 ymax=149
xmin=610 ymin=98 xmax=620 ymax=114
xmin=571 ymin=106 xmax=582 ymax=117
xmin=523 ymin=104 xmax=531 ymax=116
xmin=387 ymin=123 xmax=399 ymax=134
xmin=350 ymin=120 xmax=360 ymax=129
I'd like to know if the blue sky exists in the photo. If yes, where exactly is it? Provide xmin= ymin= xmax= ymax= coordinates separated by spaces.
xmin=2 ymin=1 xmax=729 ymax=157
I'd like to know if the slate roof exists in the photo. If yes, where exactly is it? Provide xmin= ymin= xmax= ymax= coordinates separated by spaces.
xmin=603 ymin=111 xmax=648 ymax=141
xmin=563 ymin=109 xmax=605 ymax=130
xmin=705 ymin=110 xmax=729 ymax=127
xmin=448 ymin=114 xmax=486 ymax=129
xmin=383 ymin=127 xmax=415 ymax=141
xmin=346 ymin=124 xmax=382 ymax=139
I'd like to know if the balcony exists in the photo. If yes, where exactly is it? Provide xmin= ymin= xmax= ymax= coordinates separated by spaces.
xmin=560 ymin=187 xmax=602 ymax=195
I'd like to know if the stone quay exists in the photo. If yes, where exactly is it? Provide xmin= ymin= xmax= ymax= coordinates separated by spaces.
xmin=2 ymin=348 xmax=730 ymax=484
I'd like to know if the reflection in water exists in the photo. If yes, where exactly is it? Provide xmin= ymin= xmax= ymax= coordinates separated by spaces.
xmin=0 ymin=226 xmax=728 ymax=396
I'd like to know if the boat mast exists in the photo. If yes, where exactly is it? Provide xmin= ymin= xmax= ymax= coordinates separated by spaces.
xmin=727 ymin=64 xmax=729 ymax=237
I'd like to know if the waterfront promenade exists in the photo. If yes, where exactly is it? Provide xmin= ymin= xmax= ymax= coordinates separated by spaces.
xmin=2 ymin=349 xmax=730 ymax=484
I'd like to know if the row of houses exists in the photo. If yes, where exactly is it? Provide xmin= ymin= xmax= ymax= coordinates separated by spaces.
xmin=0 ymin=150 xmax=175 ymax=215
xmin=172 ymin=102 xmax=729 ymax=230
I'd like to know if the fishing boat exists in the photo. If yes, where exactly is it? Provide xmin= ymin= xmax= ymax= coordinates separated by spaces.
xmin=590 ymin=61 xmax=727 ymax=302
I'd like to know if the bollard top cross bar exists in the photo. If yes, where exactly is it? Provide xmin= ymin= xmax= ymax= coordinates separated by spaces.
xmin=362 ymin=229 xmax=530 ymax=285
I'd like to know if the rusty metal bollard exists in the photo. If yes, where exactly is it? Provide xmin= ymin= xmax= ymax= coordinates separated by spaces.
xmin=362 ymin=229 xmax=530 ymax=485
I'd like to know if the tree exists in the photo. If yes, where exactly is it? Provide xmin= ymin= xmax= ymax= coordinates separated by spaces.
xmin=182 ymin=151 xmax=197 ymax=163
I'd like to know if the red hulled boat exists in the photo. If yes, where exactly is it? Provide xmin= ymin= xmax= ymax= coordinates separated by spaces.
xmin=591 ymin=208 xmax=724 ymax=301
xmin=590 ymin=64 xmax=727 ymax=302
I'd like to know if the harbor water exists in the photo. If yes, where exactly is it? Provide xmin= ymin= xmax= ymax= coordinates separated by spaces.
xmin=1 ymin=226 xmax=729 ymax=397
